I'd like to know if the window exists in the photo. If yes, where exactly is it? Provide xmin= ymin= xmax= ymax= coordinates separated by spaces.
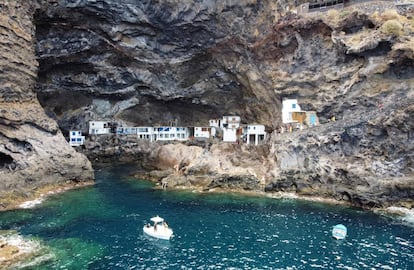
xmin=71 ymin=138 xmax=76 ymax=142
xmin=77 ymin=138 xmax=82 ymax=142
xmin=292 ymin=104 xmax=296 ymax=109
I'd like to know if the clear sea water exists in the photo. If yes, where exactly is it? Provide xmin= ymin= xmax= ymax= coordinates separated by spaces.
xmin=1 ymin=164 xmax=413 ymax=269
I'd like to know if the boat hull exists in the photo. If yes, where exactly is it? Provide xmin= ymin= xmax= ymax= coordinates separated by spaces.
xmin=143 ymin=226 xmax=173 ymax=240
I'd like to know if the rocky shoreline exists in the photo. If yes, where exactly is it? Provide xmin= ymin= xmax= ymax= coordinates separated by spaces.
xmin=83 ymin=125 xmax=413 ymax=211
xmin=0 ymin=180 xmax=94 ymax=213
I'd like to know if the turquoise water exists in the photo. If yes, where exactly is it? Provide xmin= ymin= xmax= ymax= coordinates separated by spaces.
xmin=1 ymin=164 xmax=413 ymax=269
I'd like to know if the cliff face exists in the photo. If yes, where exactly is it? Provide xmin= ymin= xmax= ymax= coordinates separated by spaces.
xmin=0 ymin=1 xmax=93 ymax=209
xmin=34 ymin=0 xmax=283 ymax=131
xmin=2 ymin=1 xmax=413 ymax=208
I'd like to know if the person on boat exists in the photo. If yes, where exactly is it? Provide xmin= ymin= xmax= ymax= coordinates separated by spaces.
xmin=154 ymin=223 xmax=157 ymax=231
xmin=146 ymin=223 xmax=150 ymax=228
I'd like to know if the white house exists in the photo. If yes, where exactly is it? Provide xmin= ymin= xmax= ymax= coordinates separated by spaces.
xmin=220 ymin=116 xmax=241 ymax=142
xmin=89 ymin=121 xmax=113 ymax=135
xmin=282 ymin=99 xmax=302 ymax=124
xmin=154 ymin=127 xmax=189 ymax=141
xmin=194 ymin=127 xmax=211 ymax=140
xmin=244 ymin=125 xmax=266 ymax=145
xmin=69 ymin=130 xmax=85 ymax=146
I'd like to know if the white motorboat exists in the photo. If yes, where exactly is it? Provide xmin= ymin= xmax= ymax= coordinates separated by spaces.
xmin=332 ymin=224 xmax=347 ymax=240
xmin=143 ymin=216 xmax=173 ymax=240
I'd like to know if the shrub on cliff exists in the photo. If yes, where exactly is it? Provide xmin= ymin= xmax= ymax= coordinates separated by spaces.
xmin=323 ymin=9 xmax=341 ymax=28
xmin=370 ymin=9 xmax=404 ymax=27
xmin=380 ymin=19 xmax=403 ymax=36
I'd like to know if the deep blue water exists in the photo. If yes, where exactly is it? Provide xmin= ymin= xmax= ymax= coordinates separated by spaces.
xmin=1 ymin=164 xmax=413 ymax=269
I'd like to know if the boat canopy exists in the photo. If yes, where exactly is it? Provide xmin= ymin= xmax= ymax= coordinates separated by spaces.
xmin=333 ymin=224 xmax=347 ymax=231
xmin=332 ymin=224 xmax=347 ymax=239
xmin=150 ymin=216 xmax=164 ymax=223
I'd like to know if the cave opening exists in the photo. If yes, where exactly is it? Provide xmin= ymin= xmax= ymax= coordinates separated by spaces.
xmin=0 ymin=152 xmax=14 ymax=168
xmin=388 ymin=58 xmax=414 ymax=80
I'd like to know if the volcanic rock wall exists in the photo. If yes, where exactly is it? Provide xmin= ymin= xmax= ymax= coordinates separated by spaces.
xmin=1 ymin=0 xmax=413 ymax=209
xmin=34 ymin=0 xmax=283 ymax=132
xmin=0 ymin=1 xmax=93 ymax=209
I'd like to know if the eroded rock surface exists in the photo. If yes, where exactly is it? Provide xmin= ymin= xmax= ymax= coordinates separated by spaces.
xmin=1 ymin=1 xmax=413 ymax=209
xmin=54 ymin=1 xmax=413 ymax=208
xmin=0 ymin=1 xmax=93 ymax=209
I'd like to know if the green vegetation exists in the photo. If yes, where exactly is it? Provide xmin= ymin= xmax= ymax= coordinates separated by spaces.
xmin=380 ymin=19 xmax=403 ymax=36
xmin=371 ymin=9 xmax=412 ymax=37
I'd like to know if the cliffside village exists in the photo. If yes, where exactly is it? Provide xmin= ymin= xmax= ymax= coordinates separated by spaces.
xmin=68 ymin=99 xmax=319 ymax=147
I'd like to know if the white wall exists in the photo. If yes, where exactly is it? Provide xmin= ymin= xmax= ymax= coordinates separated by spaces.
xmin=244 ymin=125 xmax=266 ymax=145
xmin=222 ymin=116 xmax=241 ymax=128
xmin=194 ymin=127 xmax=210 ymax=139
xmin=223 ymin=128 xmax=237 ymax=142
xmin=89 ymin=121 xmax=111 ymax=134
xmin=209 ymin=119 xmax=220 ymax=128
xmin=69 ymin=130 xmax=85 ymax=146
xmin=282 ymin=99 xmax=302 ymax=124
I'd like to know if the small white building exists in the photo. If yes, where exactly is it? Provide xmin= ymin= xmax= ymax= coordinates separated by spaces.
xmin=244 ymin=125 xmax=266 ymax=145
xmin=282 ymin=99 xmax=302 ymax=124
xmin=69 ymin=130 xmax=85 ymax=146
xmin=194 ymin=127 xmax=211 ymax=140
xmin=89 ymin=121 xmax=113 ymax=135
xmin=220 ymin=116 xmax=241 ymax=142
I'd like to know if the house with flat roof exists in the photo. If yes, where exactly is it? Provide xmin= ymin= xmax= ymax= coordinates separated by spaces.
xmin=89 ymin=121 xmax=114 ymax=135
xmin=282 ymin=99 xmax=319 ymax=130
xmin=243 ymin=125 xmax=266 ymax=145
xmin=194 ymin=127 xmax=212 ymax=140
xmin=282 ymin=99 xmax=303 ymax=124
xmin=153 ymin=127 xmax=189 ymax=141
xmin=136 ymin=127 xmax=154 ymax=141
xmin=69 ymin=130 xmax=85 ymax=146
